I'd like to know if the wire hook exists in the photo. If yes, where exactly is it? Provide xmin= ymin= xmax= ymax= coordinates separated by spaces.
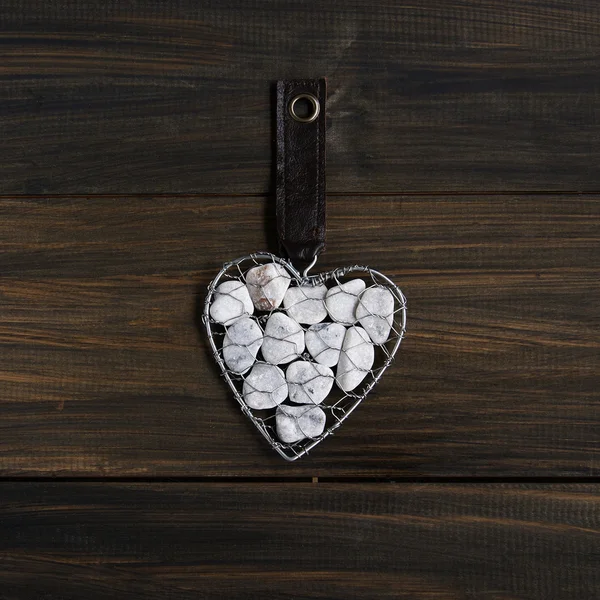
xmin=302 ymin=255 xmax=318 ymax=278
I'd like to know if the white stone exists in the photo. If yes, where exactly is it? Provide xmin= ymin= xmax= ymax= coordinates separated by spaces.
xmin=283 ymin=284 xmax=328 ymax=325
xmin=356 ymin=286 xmax=395 ymax=344
xmin=261 ymin=312 xmax=305 ymax=365
xmin=286 ymin=361 xmax=334 ymax=405
xmin=243 ymin=363 xmax=288 ymax=409
xmin=336 ymin=326 xmax=374 ymax=392
xmin=222 ymin=317 xmax=263 ymax=374
xmin=276 ymin=404 xmax=326 ymax=444
xmin=209 ymin=280 xmax=254 ymax=325
xmin=305 ymin=322 xmax=346 ymax=367
xmin=325 ymin=278 xmax=366 ymax=325
xmin=245 ymin=262 xmax=291 ymax=311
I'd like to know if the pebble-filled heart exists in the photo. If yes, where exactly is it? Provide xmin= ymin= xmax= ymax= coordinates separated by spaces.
xmin=205 ymin=255 xmax=406 ymax=459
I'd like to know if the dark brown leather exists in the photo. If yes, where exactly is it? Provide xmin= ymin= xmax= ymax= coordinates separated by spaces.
xmin=276 ymin=78 xmax=326 ymax=272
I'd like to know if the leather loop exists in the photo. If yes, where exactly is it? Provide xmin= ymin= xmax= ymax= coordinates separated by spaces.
xmin=276 ymin=78 xmax=326 ymax=272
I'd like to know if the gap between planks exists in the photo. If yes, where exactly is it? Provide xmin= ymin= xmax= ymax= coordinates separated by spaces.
xmin=0 ymin=476 xmax=598 ymax=484
xmin=1 ymin=190 xmax=600 ymax=200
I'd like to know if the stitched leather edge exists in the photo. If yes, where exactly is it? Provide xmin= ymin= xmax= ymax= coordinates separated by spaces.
xmin=276 ymin=78 xmax=327 ymax=271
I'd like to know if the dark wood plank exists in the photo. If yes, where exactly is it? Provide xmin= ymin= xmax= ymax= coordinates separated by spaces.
xmin=1 ymin=195 xmax=598 ymax=476
xmin=2 ymin=1 xmax=600 ymax=194
xmin=0 ymin=483 xmax=598 ymax=599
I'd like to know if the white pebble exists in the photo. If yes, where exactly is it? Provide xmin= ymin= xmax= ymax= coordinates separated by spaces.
xmin=243 ymin=363 xmax=288 ymax=409
xmin=222 ymin=317 xmax=263 ymax=374
xmin=336 ymin=326 xmax=374 ymax=392
xmin=305 ymin=322 xmax=346 ymax=367
xmin=261 ymin=312 xmax=305 ymax=365
xmin=286 ymin=361 xmax=334 ymax=405
xmin=283 ymin=284 xmax=328 ymax=325
xmin=245 ymin=262 xmax=291 ymax=311
xmin=325 ymin=278 xmax=366 ymax=325
xmin=356 ymin=286 xmax=395 ymax=344
xmin=276 ymin=404 xmax=326 ymax=444
xmin=209 ymin=280 xmax=254 ymax=325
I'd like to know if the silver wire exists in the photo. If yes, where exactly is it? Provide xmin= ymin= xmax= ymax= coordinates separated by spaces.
xmin=203 ymin=251 xmax=407 ymax=462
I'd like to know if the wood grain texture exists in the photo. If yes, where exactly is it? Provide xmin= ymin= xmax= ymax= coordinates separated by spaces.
xmin=0 ymin=483 xmax=598 ymax=600
xmin=1 ymin=195 xmax=598 ymax=476
xmin=2 ymin=0 xmax=600 ymax=194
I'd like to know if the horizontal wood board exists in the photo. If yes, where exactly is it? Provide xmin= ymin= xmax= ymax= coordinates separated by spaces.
xmin=2 ymin=0 xmax=600 ymax=193
xmin=1 ymin=195 xmax=598 ymax=476
xmin=0 ymin=483 xmax=598 ymax=600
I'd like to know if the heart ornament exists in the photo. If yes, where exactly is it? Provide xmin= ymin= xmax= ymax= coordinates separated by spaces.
xmin=203 ymin=252 xmax=407 ymax=461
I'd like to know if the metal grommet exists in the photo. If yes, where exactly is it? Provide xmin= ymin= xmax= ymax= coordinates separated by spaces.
xmin=288 ymin=92 xmax=320 ymax=123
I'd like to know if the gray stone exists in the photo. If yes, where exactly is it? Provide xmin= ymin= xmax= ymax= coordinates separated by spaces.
xmin=305 ymin=322 xmax=346 ymax=367
xmin=325 ymin=278 xmax=366 ymax=325
xmin=276 ymin=404 xmax=326 ymax=444
xmin=356 ymin=285 xmax=395 ymax=344
xmin=286 ymin=360 xmax=334 ymax=405
xmin=336 ymin=326 xmax=374 ymax=392
xmin=222 ymin=317 xmax=263 ymax=374
xmin=209 ymin=280 xmax=254 ymax=325
xmin=245 ymin=262 xmax=291 ymax=311
xmin=243 ymin=363 xmax=288 ymax=409
xmin=261 ymin=312 xmax=305 ymax=365
xmin=283 ymin=284 xmax=328 ymax=325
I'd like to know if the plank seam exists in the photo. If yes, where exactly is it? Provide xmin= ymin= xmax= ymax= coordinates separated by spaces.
xmin=1 ymin=191 xmax=600 ymax=200
xmin=0 ymin=476 xmax=598 ymax=484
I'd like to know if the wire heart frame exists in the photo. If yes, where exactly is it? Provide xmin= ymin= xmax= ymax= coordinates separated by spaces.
xmin=203 ymin=252 xmax=407 ymax=461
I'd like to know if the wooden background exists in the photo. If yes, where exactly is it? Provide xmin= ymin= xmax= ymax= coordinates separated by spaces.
xmin=1 ymin=1 xmax=598 ymax=598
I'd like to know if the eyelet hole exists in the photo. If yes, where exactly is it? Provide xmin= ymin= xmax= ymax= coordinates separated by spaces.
xmin=289 ymin=93 xmax=320 ymax=123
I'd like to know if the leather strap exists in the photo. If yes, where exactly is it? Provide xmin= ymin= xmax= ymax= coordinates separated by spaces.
xmin=276 ymin=78 xmax=326 ymax=272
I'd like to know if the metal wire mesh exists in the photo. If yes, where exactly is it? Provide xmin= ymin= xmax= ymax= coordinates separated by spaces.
xmin=203 ymin=252 xmax=407 ymax=461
